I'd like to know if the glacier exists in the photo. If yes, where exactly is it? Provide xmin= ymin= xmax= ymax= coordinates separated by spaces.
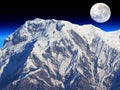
xmin=0 ymin=18 xmax=120 ymax=90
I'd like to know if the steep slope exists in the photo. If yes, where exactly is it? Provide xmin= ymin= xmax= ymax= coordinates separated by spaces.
xmin=0 ymin=18 xmax=120 ymax=90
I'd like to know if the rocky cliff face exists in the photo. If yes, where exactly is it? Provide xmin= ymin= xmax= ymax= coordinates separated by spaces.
xmin=0 ymin=18 xmax=120 ymax=90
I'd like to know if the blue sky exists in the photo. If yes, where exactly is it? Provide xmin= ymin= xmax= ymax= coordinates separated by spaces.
xmin=0 ymin=34 xmax=8 ymax=48
xmin=0 ymin=26 xmax=19 ymax=48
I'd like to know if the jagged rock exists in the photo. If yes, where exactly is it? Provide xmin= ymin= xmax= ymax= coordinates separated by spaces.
xmin=0 ymin=18 xmax=120 ymax=90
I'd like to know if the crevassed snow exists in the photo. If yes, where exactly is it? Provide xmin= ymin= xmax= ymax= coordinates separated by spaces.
xmin=0 ymin=18 xmax=120 ymax=89
xmin=69 ymin=24 xmax=120 ymax=50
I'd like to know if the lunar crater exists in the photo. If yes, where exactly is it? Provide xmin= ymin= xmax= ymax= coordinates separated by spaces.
xmin=90 ymin=3 xmax=111 ymax=23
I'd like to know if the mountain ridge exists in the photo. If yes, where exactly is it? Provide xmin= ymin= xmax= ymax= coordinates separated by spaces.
xmin=2 ymin=18 xmax=120 ymax=51
xmin=0 ymin=18 xmax=120 ymax=90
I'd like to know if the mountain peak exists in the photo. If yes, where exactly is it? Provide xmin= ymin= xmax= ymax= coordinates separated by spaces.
xmin=2 ymin=18 xmax=120 ymax=51
xmin=0 ymin=18 xmax=120 ymax=90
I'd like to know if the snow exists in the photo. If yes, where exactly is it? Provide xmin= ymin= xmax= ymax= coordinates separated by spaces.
xmin=76 ymin=66 xmax=84 ymax=75
xmin=59 ymin=58 xmax=71 ymax=76
xmin=51 ymin=78 xmax=64 ymax=88
xmin=28 ymin=77 xmax=38 ymax=84
xmin=101 ymin=32 xmax=120 ymax=50
xmin=24 ymin=58 xmax=37 ymax=72
xmin=3 ymin=18 xmax=120 ymax=52
xmin=0 ymin=18 xmax=120 ymax=89
xmin=35 ymin=75 xmax=50 ymax=86
xmin=0 ymin=50 xmax=2 ymax=57
xmin=0 ymin=58 xmax=9 ymax=77
xmin=68 ymin=23 xmax=120 ymax=50
xmin=46 ymin=58 xmax=56 ymax=75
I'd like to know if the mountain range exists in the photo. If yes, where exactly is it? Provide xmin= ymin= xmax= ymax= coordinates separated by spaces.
xmin=0 ymin=18 xmax=120 ymax=90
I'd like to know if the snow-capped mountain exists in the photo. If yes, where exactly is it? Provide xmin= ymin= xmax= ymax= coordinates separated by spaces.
xmin=0 ymin=18 xmax=120 ymax=90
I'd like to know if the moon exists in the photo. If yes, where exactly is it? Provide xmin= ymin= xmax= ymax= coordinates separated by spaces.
xmin=90 ymin=3 xmax=111 ymax=23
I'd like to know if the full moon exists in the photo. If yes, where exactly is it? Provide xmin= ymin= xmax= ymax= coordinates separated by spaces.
xmin=90 ymin=3 xmax=111 ymax=23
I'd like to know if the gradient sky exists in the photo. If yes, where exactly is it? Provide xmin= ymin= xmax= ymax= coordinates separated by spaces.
xmin=0 ymin=0 xmax=120 ymax=48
